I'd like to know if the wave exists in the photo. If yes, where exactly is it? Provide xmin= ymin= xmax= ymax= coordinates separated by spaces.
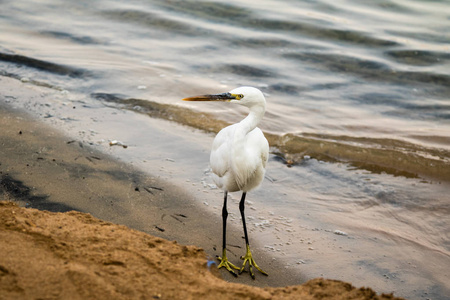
xmin=385 ymin=49 xmax=450 ymax=67
xmin=100 ymin=9 xmax=205 ymax=37
xmin=284 ymin=52 xmax=450 ymax=93
xmin=0 ymin=52 xmax=90 ymax=78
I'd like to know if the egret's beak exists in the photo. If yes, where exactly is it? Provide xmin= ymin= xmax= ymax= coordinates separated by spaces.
xmin=183 ymin=92 xmax=243 ymax=102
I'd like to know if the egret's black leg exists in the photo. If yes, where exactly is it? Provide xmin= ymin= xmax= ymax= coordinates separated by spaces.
xmin=239 ymin=192 xmax=268 ymax=279
xmin=217 ymin=191 xmax=239 ymax=276
xmin=239 ymin=192 xmax=250 ymax=245
xmin=222 ymin=191 xmax=229 ymax=250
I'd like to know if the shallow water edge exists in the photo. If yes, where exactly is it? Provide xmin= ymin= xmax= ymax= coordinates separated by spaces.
xmin=93 ymin=92 xmax=450 ymax=182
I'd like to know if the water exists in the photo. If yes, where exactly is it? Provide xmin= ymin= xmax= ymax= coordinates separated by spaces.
xmin=1 ymin=0 xmax=449 ymax=299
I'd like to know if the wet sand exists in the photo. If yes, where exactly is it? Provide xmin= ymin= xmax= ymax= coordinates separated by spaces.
xmin=1 ymin=86 xmax=402 ymax=299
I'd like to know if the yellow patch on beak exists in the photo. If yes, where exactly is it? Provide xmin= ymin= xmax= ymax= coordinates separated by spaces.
xmin=231 ymin=93 xmax=244 ymax=100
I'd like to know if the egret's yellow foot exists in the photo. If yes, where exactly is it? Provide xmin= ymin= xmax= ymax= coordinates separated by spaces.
xmin=239 ymin=244 xmax=268 ymax=279
xmin=217 ymin=249 xmax=239 ymax=277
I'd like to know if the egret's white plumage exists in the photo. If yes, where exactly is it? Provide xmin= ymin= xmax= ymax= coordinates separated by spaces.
xmin=210 ymin=87 xmax=269 ymax=193
xmin=183 ymin=86 xmax=269 ymax=279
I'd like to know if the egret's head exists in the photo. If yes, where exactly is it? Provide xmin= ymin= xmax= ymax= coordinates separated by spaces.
xmin=228 ymin=86 xmax=266 ymax=107
xmin=183 ymin=86 xmax=266 ymax=108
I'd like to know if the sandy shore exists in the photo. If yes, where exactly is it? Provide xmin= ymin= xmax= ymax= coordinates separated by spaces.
xmin=0 ymin=201 xmax=402 ymax=299
xmin=0 ymin=93 xmax=402 ymax=299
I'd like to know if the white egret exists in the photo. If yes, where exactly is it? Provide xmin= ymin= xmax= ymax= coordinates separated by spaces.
xmin=183 ymin=86 xmax=269 ymax=279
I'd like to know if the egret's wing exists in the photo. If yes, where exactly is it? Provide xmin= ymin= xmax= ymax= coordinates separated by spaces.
xmin=210 ymin=125 xmax=235 ymax=178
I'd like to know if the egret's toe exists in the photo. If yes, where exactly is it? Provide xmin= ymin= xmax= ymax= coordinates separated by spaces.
xmin=217 ymin=249 xmax=239 ymax=277
xmin=239 ymin=244 xmax=268 ymax=279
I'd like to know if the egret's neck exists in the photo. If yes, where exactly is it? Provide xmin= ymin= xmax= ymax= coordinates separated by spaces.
xmin=237 ymin=104 xmax=265 ymax=135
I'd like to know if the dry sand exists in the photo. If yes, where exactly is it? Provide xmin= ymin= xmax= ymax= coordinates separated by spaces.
xmin=0 ymin=91 xmax=402 ymax=299
xmin=0 ymin=201 xmax=401 ymax=300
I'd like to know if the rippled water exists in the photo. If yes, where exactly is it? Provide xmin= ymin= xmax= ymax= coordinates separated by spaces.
xmin=1 ymin=0 xmax=449 ymax=179
xmin=1 ymin=0 xmax=449 ymax=299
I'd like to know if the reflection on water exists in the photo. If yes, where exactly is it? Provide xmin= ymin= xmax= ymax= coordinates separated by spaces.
xmin=1 ymin=0 xmax=449 ymax=299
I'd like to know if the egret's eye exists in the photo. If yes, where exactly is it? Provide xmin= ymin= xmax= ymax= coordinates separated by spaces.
xmin=238 ymin=94 xmax=244 ymax=99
